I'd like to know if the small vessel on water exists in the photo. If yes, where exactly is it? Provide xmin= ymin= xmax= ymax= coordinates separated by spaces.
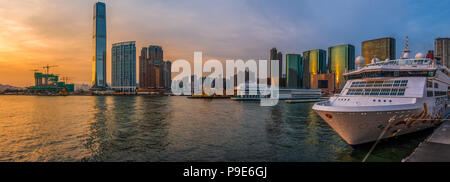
xmin=313 ymin=38 xmax=450 ymax=145
xmin=231 ymin=83 xmax=322 ymax=101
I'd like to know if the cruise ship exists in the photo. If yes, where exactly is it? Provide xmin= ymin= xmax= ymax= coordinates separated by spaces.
xmin=313 ymin=40 xmax=450 ymax=145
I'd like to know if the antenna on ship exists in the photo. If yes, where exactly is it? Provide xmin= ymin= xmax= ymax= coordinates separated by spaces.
xmin=401 ymin=36 xmax=410 ymax=59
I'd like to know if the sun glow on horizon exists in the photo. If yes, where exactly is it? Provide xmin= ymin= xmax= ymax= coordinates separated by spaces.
xmin=1 ymin=0 xmax=449 ymax=87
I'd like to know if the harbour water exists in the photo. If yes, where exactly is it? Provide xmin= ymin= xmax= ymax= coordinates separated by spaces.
xmin=0 ymin=96 xmax=431 ymax=162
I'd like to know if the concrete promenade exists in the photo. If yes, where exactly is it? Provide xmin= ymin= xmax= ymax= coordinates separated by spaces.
xmin=404 ymin=121 xmax=450 ymax=162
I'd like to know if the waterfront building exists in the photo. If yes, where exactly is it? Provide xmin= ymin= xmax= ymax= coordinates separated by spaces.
xmin=92 ymin=2 xmax=107 ymax=89
xmin=75 ymin=84 xmax=90 ymax=93
xmin=139 ymin=45 xmax=170 ymax=89
xmin=111 ymin=41 xmax=136 ymax=92
xmin=311 ymin=73 xmax=335 ymax=94
xmin=164 ymin=61 xmax=172 ymax=89
xmin=139 ymin=47 xmax=148 ymax=89
xmin=29 ymin=71 xmax=74 ymax=94
xmin=286 ymin=54 xmax=303 ymax=88
xmin=277 ymin=52 xmax=285 ymax=87
xmin=328 ymin=44 xmax=355 ymax=91
xmin=153 ymin=59 xmax=164 ymax=88
xmin=303 ymin=49 xmax=327 ymax=88
xmin=361 ymin=37 xmax=396 ymax=66
xmin=435 ymin=38 xmax=449 ymax=67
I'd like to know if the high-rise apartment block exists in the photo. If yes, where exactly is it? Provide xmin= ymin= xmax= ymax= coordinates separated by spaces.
xmin=435 ymin=38 xmax=450 ymax=67
xmin=111 ymin=41 xmax=136 ymax=92
xmin=139 ymin=45 xmax=171 ymax=89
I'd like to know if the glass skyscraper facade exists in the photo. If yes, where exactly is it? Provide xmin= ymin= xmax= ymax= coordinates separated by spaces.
xmin=111 ymin=41 xmax=136 ymax=89
xmin=92 ymin=2 xmax=107 ymax=88
xmin=328 ymin=44 xmax=355 ymax=90
xmin=286 ymin=54 xmax=303 ymax=88
xmin=303 ymin=49 xmax=326 ymax=88
xmin=362 ymin=37 xmax=396 ymax=66
xmin=269 ymin=47 xmax=283 ymax=87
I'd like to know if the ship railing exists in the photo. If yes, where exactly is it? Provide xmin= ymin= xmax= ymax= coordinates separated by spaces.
xmin=315 ymin=100 xmax=331 ymax=106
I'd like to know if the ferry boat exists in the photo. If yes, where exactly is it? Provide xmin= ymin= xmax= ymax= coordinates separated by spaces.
xmin=231 ymin=83 xmax=322 ymax=101
xmin=313 ymin=40 xmax=450 ymax=145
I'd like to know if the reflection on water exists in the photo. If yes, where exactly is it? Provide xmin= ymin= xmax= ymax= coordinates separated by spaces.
xmin=0 ymin=96 xmax=430 ymax=161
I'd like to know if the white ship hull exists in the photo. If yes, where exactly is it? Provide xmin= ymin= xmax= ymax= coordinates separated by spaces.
xmin=313 ymin=99 xmax=449 ymax=145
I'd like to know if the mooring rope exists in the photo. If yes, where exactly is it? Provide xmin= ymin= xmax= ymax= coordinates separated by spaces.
xmin=362 ymin=115 xmax=398 ymax=162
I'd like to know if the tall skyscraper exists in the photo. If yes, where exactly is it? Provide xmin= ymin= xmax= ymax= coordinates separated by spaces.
xmin=328 ymin=44 xmax=355 ymax=90
xmin=270 ymin=48 xmax=278 ymax=61
xmin=362 ymin=37 xmax=396 ymax=65
xmin=435 ymin=38 xmax=449 ymax=67
xmin=139 ymin=47 xmax=148 ymax=89
xmin=149 ymin=46 xmax=164 ymax=88
xmin=111 ymin=41 xmax=136 ymax=91
xmin=277 ymin=52 xmax=285 ymax=87
xmin=286 ymin=54 xmax=303 ymax=88
xmin=92 ymin=2 xmax=107 ymax=89
xmin=303 ymin=49 xmax=326 ymax=88
xmin=139 ymin=45 xmax=170 ymax=89
xmin=164 ymin=61 xmax=172 ymax=89
xmin=269 ymin=47 xmax=283 ymax=87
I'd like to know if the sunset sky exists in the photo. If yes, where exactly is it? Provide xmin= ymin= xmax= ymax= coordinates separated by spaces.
xmin=0 ymin=0 xmax=449 ymax=87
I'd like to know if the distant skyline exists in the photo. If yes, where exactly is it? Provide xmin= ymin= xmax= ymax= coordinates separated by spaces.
xmin=0 ymin=0 xmax=449 ymax=87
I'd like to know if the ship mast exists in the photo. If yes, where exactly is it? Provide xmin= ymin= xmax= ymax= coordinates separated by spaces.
xmin=401 ymin=36 xmax=410 ymax=59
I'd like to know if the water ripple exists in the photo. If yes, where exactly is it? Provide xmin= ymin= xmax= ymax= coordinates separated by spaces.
xmin=0 ymin=95 xmax=430 ymax=162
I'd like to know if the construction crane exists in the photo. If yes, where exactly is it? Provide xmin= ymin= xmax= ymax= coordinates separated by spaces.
xmin=40 ymin=65 xmax=58 ymax=87
xmin=42 ymin=64 xmax=58 ymax=75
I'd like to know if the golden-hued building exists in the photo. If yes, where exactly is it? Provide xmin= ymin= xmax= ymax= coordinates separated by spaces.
xmin=303 ymin=49 xmax=326 ymax=88
xmin=328 ymin=44 xmax=355 ymax=91
xmin=311 ymin=73 xmax=335 ymax=95
xmin=362 ymin=37 xmax=396 ymax=66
